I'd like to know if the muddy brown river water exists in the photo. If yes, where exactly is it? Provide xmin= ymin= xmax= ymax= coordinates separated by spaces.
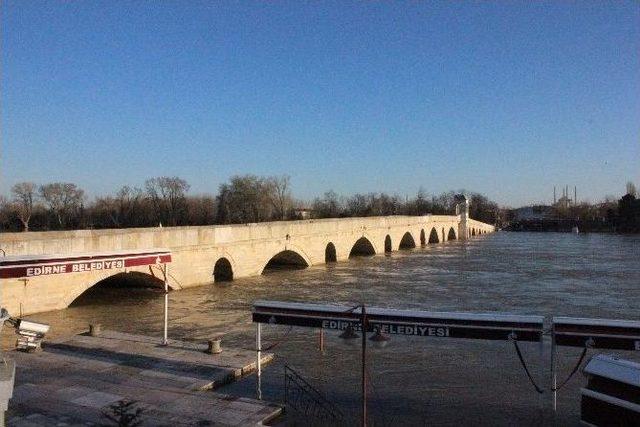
xmin=4 ymin=232 xmax=639 ymax=425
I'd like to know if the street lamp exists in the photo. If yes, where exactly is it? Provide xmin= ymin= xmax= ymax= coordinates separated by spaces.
xmin=369 ymin=327 xmax=390 ymax=349
xmin=339 ymin=324 xmax=360 ymax=340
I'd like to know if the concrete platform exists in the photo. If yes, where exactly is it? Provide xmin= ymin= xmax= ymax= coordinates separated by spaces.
xmin=5 ymin=330 xmax=281 ymax=426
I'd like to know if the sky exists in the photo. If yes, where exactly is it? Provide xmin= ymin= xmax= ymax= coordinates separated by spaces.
xmin=1 ymin=1 xmax=639 ymax=207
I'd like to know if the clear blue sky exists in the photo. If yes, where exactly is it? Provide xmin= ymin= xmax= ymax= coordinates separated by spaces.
xmin=2 ymin=1 xmax=639 ymax=207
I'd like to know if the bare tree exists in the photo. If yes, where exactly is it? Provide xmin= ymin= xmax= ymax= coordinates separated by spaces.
xmin=0 ymin=195 xmax=12 ymax=231
xmin=11 ymin=182 xmax=37 ymax=231
xmin=92 ymin=196 xmax=120 ymax=227
xmin=626 ymin=181 xmax=637 ymax=197
xmin=145 ymin=177 xmax=190 ymax=226
xmin=115 ymin=186 xmax=145 ymax=227
xmin=215 ymin=175 xmax=274 ymax=224
xmin=311 ymin=191 xmax=343 ymax=218
xmin=267 ymin=175 xmax=292 ymax=220
xmin=39 ymin=182 xmax=85 ymax=228
xmin=185 ymin=194 xmax=217 ymax=225
xmin=468 ymin=192 xmax=499 ymax=224
xmin=346 ymin=193 xmax=369 ymax=217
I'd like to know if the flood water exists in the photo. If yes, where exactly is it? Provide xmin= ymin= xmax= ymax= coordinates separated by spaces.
xmin=6 ymin=232 xmax=640 ymax=425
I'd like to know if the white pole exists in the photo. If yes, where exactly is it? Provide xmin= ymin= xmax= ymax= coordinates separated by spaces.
xmin=256 ymin=323 xmax=262 ymax=400
xmin=163 ymin=264 xmax=169 ymax=346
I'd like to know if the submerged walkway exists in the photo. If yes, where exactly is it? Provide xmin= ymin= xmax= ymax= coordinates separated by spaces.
xmin=7 ymin=330 xmax=280 ymax=426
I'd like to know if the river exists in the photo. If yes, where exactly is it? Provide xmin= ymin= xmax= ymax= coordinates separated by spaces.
xmin=6 ymin=232 xmax=640 ymax=425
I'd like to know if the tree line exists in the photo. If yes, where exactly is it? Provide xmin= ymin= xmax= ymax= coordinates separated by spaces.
xmin=0 ymin=175 xmax=500 ymax=232
xmin=615 ymin=182 xmax=640 ymax=233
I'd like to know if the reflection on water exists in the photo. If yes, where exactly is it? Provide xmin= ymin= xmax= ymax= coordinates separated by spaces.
xmin=5 ymin=232 xmax=640 ymax=425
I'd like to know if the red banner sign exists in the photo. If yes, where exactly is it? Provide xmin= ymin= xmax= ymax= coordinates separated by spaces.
xmin=0 ymin=251 xmax=171 ymax=279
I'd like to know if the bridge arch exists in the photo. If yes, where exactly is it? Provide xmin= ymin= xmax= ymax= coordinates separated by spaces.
xmin=349 ymin=236 xmax=376 ymax=257
xmin=447 ymin=227 xmax=457 ymax=241
xmin=420 ymin=229 xmax=426 ymax=246
xmin=66 ymin=270 xmax=168 ymax=308
xmin=429 ymin=228 xmax=439 ymax=243
xmin=399 ymin=232 xmax=416 ymax=249
xmin=214 ymin=257 xmax=234 ymax=282
xmin=384 ymin=235 xmax=392 ymax=253
xmin=262 ymin=249 xmax=310 ymax=273
xmin=325 ymin=242 xmax=337 ymax=263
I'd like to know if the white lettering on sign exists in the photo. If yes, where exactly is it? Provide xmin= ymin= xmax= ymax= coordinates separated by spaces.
xmin=25 ymin=259 xmax=124 ymax=277
xmin=71 ymin=260 xmax=124 ymax=273
xmin=322 ymin=320 xmax=360 ymax=331
xmin=321 ymin=320 xmax=450 ymax=337
xmin=26 ymin=264 xmax=67 ymax=277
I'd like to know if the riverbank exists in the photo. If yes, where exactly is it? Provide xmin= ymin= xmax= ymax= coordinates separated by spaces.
xmin=503 ymin=219 xmax=615 ymax=233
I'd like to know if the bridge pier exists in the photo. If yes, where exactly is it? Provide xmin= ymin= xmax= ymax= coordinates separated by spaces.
xmin=456 ymin=196 xmax=470 ymax=240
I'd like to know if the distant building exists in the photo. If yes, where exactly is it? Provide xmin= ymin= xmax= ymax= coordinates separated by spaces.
xmin=512 ymin=205 xmax=555 ymax=222
xmin=294 ymin=208 xmax=313 ymax=220
xmin=554 ymin=196 xmax=572 ymax=210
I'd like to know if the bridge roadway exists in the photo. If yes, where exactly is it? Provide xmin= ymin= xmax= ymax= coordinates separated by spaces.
xmin=0 ymin=215 xmax=494 ymax=315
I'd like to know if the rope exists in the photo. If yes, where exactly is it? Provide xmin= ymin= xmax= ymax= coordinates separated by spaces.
xmin=261 ymin=326 xmax=294 ymax=351
xmin=552 ymin=347 xmax=588 ymax=392
xmin=148 ymin=264 xmax=184 ymax=290
xmin=237 ymin=325 xmax=294 ymax=352
xmin=511 ymin=338 xmax=545 ymax=394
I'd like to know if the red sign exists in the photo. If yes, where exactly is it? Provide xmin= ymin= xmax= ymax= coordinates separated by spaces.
xmin=0 ymin=251 xmax=171 ymax=279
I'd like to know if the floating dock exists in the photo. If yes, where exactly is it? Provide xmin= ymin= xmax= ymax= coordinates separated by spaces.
xmin=6 ymin=330 xmax=280 ymax=426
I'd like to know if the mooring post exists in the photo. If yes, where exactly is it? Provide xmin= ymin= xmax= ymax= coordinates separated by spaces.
xmin=162 ymin=264 xmax=169 ymax=346
xmin=89 ymin=323 xmax=101 ymax=337
xmin=256 ymin=323 xmax=262 ymax=400
xmin=207 ymin=335 xmax=223 ymax=354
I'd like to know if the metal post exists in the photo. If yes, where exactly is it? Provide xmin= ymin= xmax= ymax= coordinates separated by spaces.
xmin=550 ymin=323 xmax=557 ymax=412
xmin=162 ymin=264 xmax=169 ymax=345
xmin=539 ymin=335 xmax=545 ymax=416
xmin=319 ymin=328 xmax=324 ymax=353
xmin=361 ymin=305 xmax=367 ymax=427
xmin=256 ymin=323 xmax=262 ymax=400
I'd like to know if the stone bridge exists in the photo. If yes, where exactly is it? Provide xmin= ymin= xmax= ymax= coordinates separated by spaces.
xmin=0 ymin=215 xmax=494 ymax=315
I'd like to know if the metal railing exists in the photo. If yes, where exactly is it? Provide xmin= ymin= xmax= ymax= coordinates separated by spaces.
xmin=284 ymin=364 xmax=344 ymax=424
